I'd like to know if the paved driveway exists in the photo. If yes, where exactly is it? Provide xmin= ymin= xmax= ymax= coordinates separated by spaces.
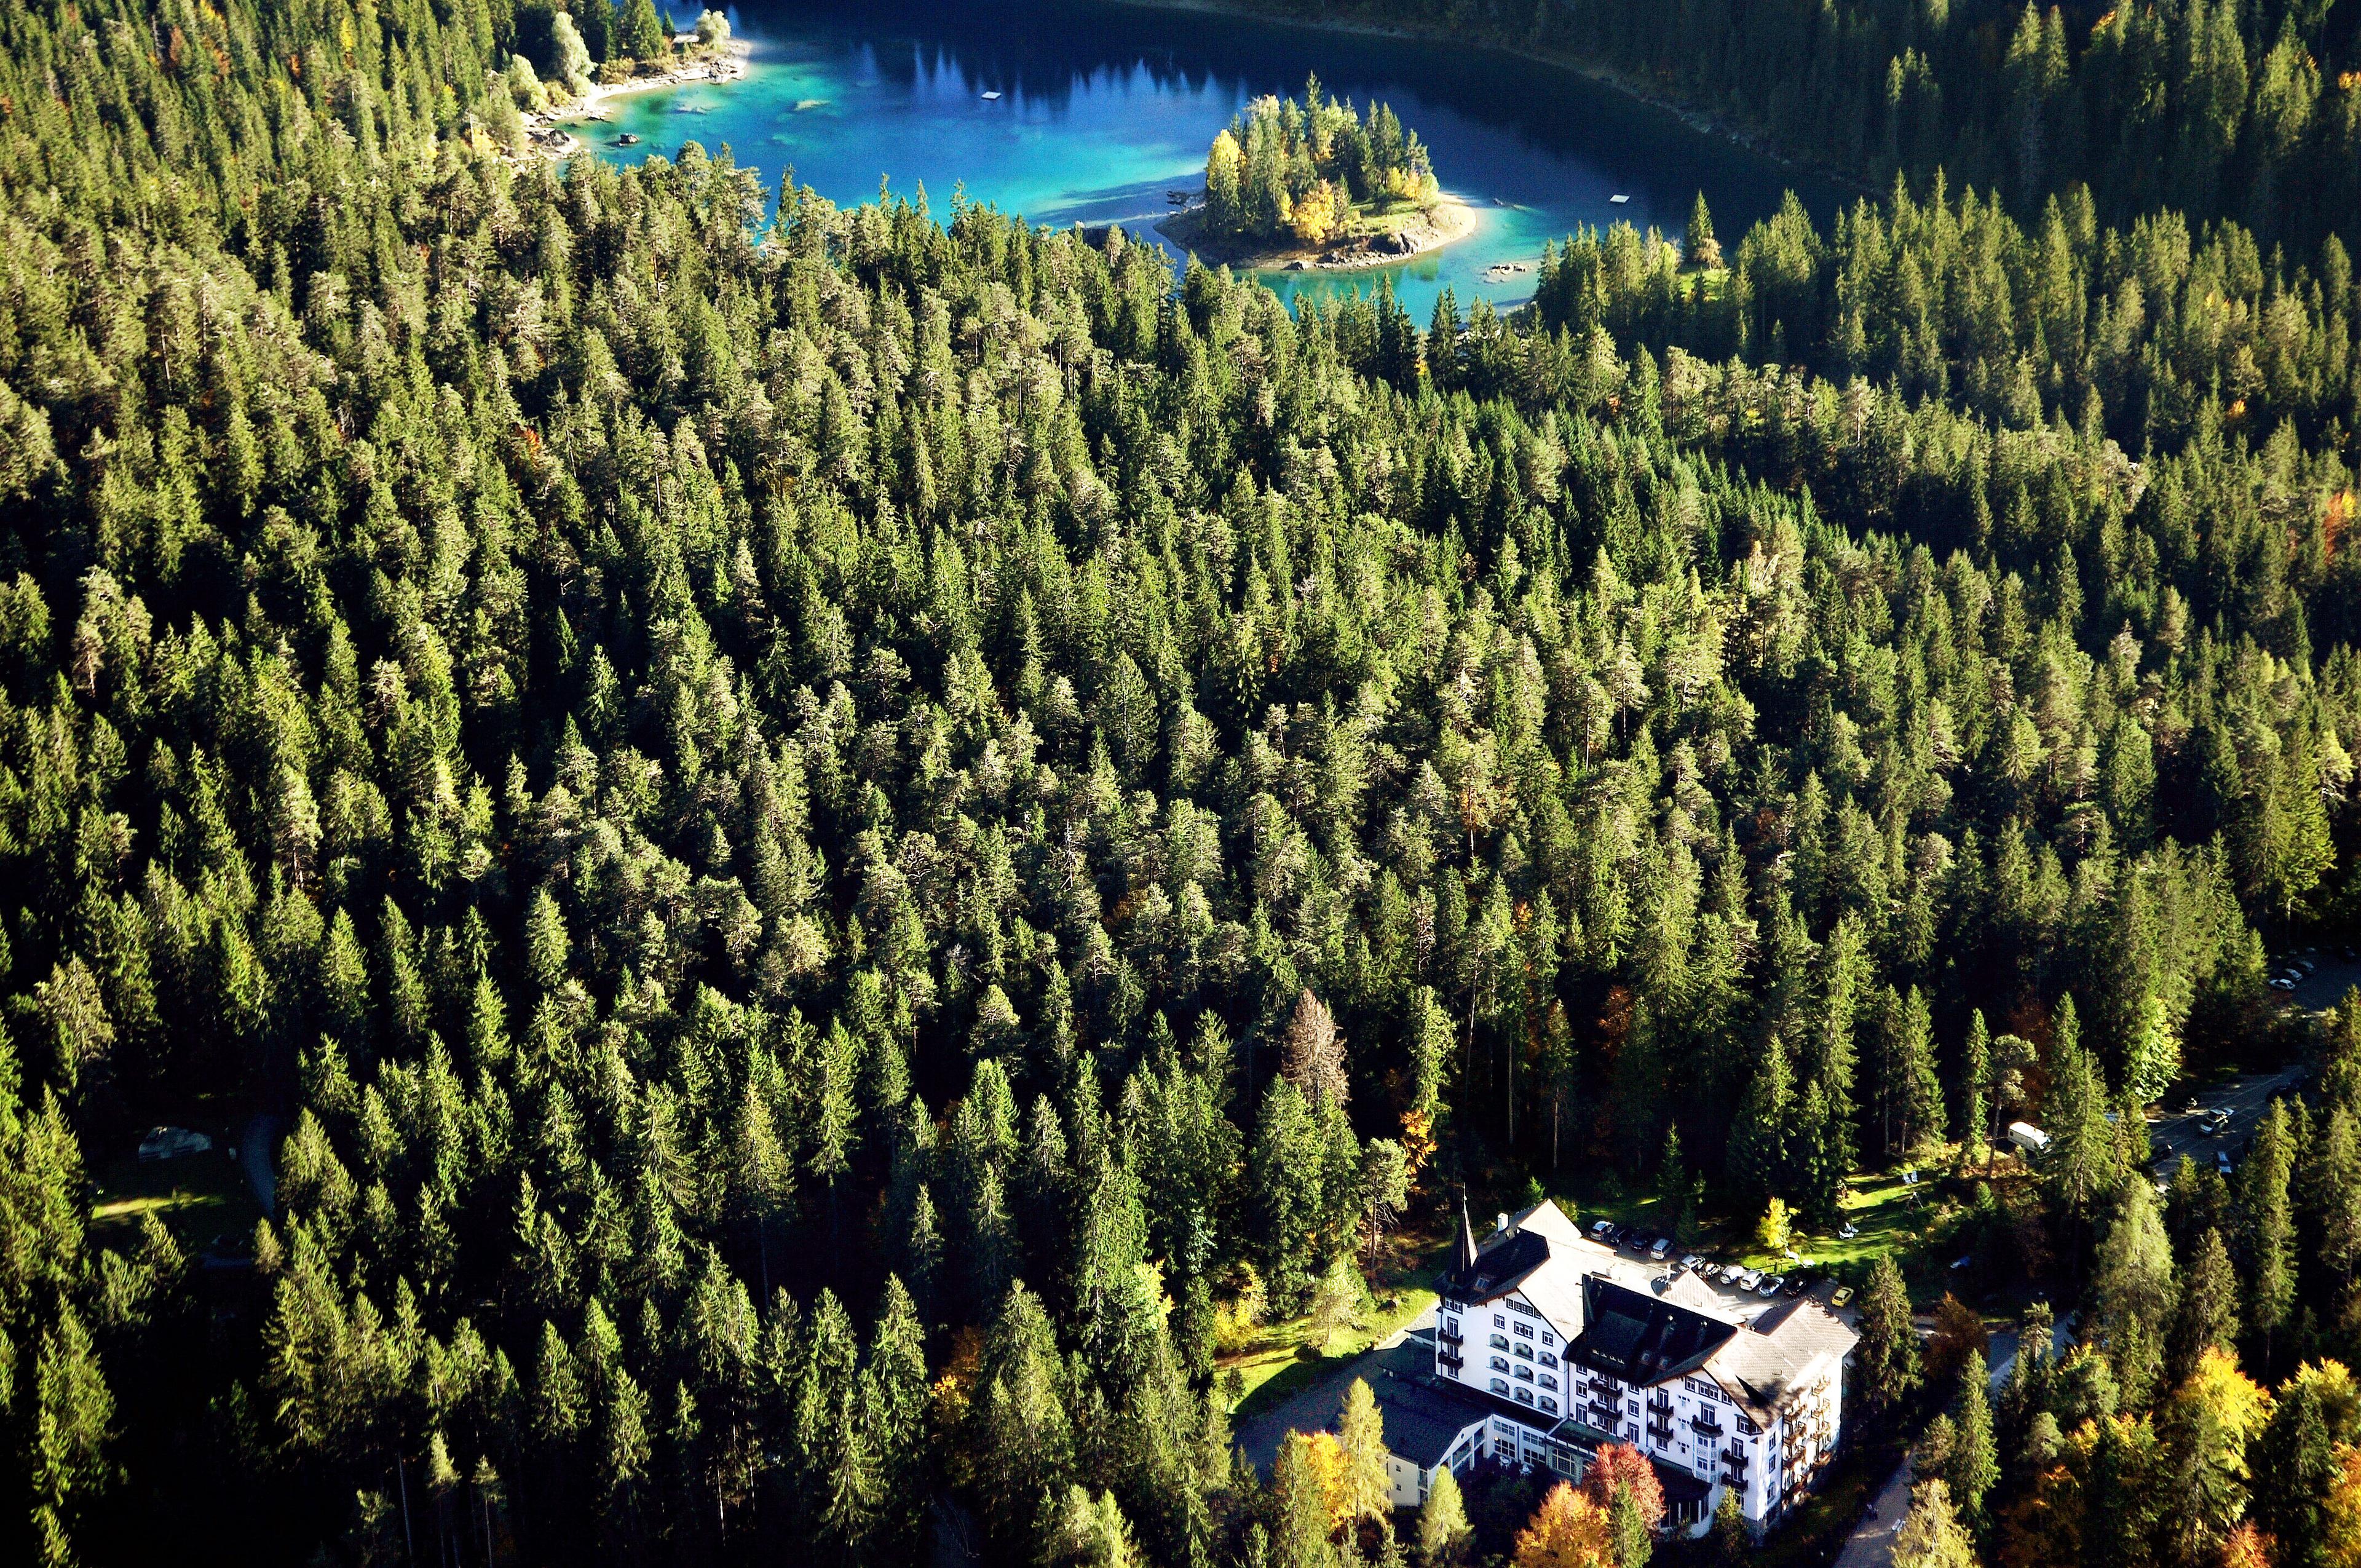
xmin=237 ymin=1113 xmax=280 ymax=1217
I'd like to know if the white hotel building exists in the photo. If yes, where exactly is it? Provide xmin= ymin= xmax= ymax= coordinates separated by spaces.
xmin=1353 ymin=1198 xmax=1857 ymax=1533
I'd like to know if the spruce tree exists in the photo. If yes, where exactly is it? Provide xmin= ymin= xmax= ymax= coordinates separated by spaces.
xmin=1860 ymin=1254 xmax=1921 ymax=1418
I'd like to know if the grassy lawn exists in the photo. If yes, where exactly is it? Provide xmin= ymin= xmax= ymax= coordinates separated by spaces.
xmin=1223 ymin=1278 xmax=1439 ymax=1419
xmin=1726 ymin=1170 xmax=1935 ymax=1280
xmin=89 ymin=1142 xmax=261 ymax=1251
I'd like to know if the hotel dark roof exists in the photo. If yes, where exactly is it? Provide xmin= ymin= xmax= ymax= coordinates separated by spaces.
xmin=1437 ymin=1226 xmax=1554 ymax=1302
xmin=1361 ymin=1369 xmax=1492 ymax=1467
xmin=1569 ymin=1275 xmax=1736 ymax=1385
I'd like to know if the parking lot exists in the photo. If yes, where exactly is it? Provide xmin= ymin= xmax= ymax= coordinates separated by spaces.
xmin=2282 ymin=949 xmax=2361 ymax=1012
xmin=2148 ymin=1066 xmax=2306 ymax=1182
xmin=1579 ymin=1218 xmax=1852 ymax=1326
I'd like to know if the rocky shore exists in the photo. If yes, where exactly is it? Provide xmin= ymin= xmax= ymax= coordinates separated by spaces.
xmin=1157 ymin=194 xmax=1477 ymax=273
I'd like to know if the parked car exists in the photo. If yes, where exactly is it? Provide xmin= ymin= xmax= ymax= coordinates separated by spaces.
xmin=1830 ymin=1286 xmax=1855 ymax=1309
xmin=138 ymin=1126 xmax=213 ymax=1162
xmin=1591 ymin=1219 xmax=1616 ymax=1240
xmin=1783 ymin=1275 xmax=1808 ymax=1297
xmin=2217 ymin=1150 xmax=2236 ymax=1176
xmin=1650 ymin=1237 xmax=1673 ymax=1260
xmin=1757 ymin=1275 xmax=1785 ymax=1297
xmin=1737 ymin=1269 xmax=1763 ymax=1290
xmin=2273 ymin=978 xmax=2298 ymax=991
xmin=1680 ymin=1254 xmax=1704 ymax=1273
xmin=1718 ymin=1264 xmax=1745 ymax=1285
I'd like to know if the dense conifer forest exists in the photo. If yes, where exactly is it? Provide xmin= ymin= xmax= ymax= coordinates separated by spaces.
xmin=0 ymin=1 xmax=2357 ymax=1567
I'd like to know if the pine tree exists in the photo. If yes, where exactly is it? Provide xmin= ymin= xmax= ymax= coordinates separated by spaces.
xmin=1337 ymin=1378 xmax=1391 ymax=1530
xmin=1685 ymin=192 xmax=1722 ymax=267
xmin=1889 ymin=1478 xmax=1977 ymax=1568
xmin=1945 ymin=1353 xmax=1997 ymax=1534
xmin=2240 ymin=1098 xmax=2298 ymax=1375
xmin=617 ymin=0 xmax=666 ymax=62
xmin=1418 ymin=1461 xmax=1469 ymax=1564
xmin=1860 ymin=1255 xmax=1921 ymax=1419
xmin=1727 ymin=1034 xmax=1794 ymax=1203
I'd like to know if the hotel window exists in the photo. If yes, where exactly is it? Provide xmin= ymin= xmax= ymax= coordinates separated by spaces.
xmin=1515 ymin=1366 xmax=1534 ymax=1382
xmin=1513 ymin=1344 xmax=1533 ymax=1360
xmin=1539 ymin=1353 xmax=1558 ymax=1368
xmin=1490 ymin=1334 xmax=1510 ymax=1350
xmin=1538 ymin=1374 xmax=1557 ymax=1390
xmin=1513 ymin=1323 xmax=1533 ymax=1339
xmin=1493 ymin=1314 xmax=1506 ymax=1327
xmin=1541 ymin=1331 xmax=1555 ymax=1346
xmin=1491 ymin=1356 xmax=1510 ymax=1372
xmin=1515 ymin=1387 xmax=1535 ymax=1406
xmin=1491 ymin=1380 xmax=1510 ymax=1397
xmin=1540 ymin=1396 xmax=1559 ymax=1414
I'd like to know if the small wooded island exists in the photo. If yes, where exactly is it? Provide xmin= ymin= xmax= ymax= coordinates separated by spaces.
xmin=1159 ymin=78 xmax=1475 ymax=271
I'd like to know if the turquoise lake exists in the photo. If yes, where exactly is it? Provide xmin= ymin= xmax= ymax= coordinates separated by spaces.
xmin=589 ymin=0 xmax=1845 ymax=319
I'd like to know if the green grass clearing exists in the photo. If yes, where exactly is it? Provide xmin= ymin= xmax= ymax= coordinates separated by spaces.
xmin=89 ymin=1144 xmax=261 ymax=1250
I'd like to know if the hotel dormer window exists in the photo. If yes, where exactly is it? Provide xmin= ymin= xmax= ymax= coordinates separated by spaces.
xmin=1513 ymin=1323 xmax=1533 ymax=1339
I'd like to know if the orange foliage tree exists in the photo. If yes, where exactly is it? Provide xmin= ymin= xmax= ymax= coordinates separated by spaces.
xmin=1580 ymin=1442 xmax=1666 ymax=1533
xmin=1513 ymin=1481 xmax=1617 ymax=1568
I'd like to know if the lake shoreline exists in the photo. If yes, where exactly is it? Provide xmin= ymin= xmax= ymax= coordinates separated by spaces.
xmin=1101 ymin=0 xmax=1872 ymax=204
xmin=1157 ymin=193 xmax=1478 ymax=273
xmin=531 ymin=40 xmax=756 ymax=159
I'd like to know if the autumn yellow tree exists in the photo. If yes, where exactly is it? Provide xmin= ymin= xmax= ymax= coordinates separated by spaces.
xmin=1513 ymin=1481 xmax=1616 ymax=1568
xmin=2323 ymin=1446 xmax=2361 ymax=1568
xmin=1204 ymin=130 xmax=1243 ymax=233
xmin=2157 ymin=1347 xmax=2269 ymax=1566
xmin=1291 ymin=180 xmax=1342 ymax=245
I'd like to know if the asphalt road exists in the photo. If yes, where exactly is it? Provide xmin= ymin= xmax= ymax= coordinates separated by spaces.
xmin=238 ymin=1112 xmax=280 ymax=1218
xmin=2146 ymin=1067 xmax=2306 ymax=1182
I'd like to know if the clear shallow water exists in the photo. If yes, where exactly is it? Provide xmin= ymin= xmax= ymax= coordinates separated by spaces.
xmin=591 ymin=0 xmax=1845 ymax=319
